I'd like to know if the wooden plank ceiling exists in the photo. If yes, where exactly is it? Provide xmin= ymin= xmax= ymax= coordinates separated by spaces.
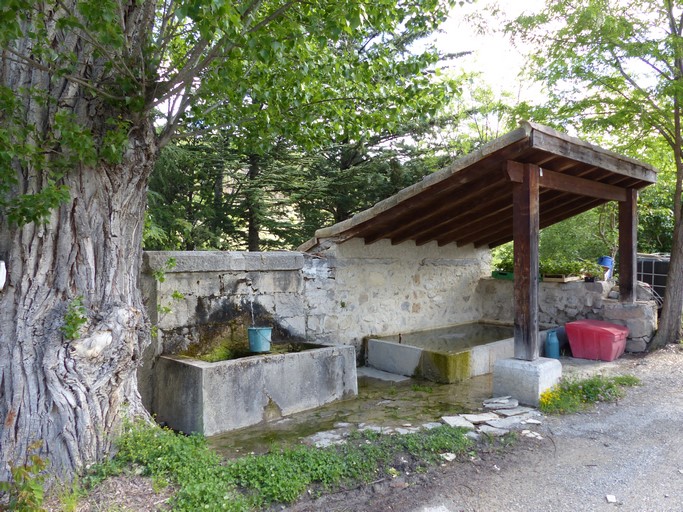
xmin=301 ymin=122 xmax=658 ymax=251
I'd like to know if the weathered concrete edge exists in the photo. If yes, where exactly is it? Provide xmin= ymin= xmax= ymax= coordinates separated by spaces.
xmin=143 ymin=251 xmax=306 ymax=273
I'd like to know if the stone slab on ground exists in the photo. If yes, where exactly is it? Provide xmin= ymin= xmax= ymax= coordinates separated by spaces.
xmin=497 ymin=406 xmax=536 ymax=417
xmin=485 ymin=413 xmax=535 ymax=430
xmin=358 ymin=423 xmax=384 ymax=433
xmin=395 ymin=427 xmax=420 ymax=434
xmin=441 ymin=416 xmax=475 ymax=430
xmin=477 ymin=425 xmax=509 ymax=436
xmin=305 ymin=430 xmax=347 ymax=448
xmin=483 ymin=398 xmax=519 ymax=409
xmin=462 ymin=412 xmax=500 ymax=424
xmin=422 ymin=422 xmax=443 ymax=430
xmin=483 ymin=396 xmax=512 ymax=404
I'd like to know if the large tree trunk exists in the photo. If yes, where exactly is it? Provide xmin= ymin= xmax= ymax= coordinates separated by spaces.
xmin=0 ymin=5 xmax=157 ymax=480
xmin=651 ymin=103 xmax=683 ymax=348
xmin=0 ymin=135 xmax=157 ymax=480
xmin=651 ymin=209 xmax=683 ymax=348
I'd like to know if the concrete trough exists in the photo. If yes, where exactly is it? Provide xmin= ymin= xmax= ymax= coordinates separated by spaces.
xmin=153 ymin=344 xmax=358 ymax=435
xmin=365 ymin=324 xmax=515 ymax=383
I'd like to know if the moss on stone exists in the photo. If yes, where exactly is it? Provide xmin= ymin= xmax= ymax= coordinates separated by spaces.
xmin=420 ymin=350 xmax=471 ymax=384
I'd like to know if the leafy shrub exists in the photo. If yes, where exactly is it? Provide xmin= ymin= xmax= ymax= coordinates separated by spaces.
xmin=89 ymin=421 xmax=250 ymax=511
xmin=540 ymin=374 xmax=640 ymax=414
xmin=492 ymin=244 xmax=514 ymax=272
xmin=61 ymin=296 xmax=87 ymax=340
xmin=0 ymin=441 xmax=47 ymax=512
xmin=88 ymin=421 xmax=472 ymax=510
xmin=492 ymin=243 xmax=602 ymax=278
xmin=539 ymin=258 xmax=585 ymax=276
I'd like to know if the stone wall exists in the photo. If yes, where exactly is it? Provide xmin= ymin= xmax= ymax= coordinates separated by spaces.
xmin=140 ymin=241 xmax=490 ymax=409
xmin=478 ymin=278 xmax=613 ymax=326
xmin=302 ymin=238 xmax=490 ymax=345
xmin=478 ymin=277 xmax=658 ymax=353
xmin=140 ymin=248 xmax=658 ymax=410
xmin=602 ymin=301 xmax=658 ymax=353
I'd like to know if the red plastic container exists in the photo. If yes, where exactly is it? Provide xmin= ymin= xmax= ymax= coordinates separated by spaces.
xmin=565 ymin=320 xmax=629 ymax=362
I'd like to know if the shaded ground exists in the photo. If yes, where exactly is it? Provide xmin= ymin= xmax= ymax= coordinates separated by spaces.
xmin=69 ymin=476 xmax=175 ymax=512
xmin=68 ymin=344 xmax=683 ymax=511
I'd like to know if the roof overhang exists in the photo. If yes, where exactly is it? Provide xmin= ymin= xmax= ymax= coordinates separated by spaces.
xmin=300 ymin=122 xmax=657 ymax=251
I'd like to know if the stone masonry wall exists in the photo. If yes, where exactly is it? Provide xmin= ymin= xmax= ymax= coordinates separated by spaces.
xmin=302 ymin=238 xmax=491 ymax=345
xmin=139 ymin=242 xmax=490 ymax=409
xmin=478 ymin=278 xmax=613 ymax=326
xmin=139 ymin=247 xmax=657 ymax=410
xmin=478 ymin=277 xmax=657 ymax=353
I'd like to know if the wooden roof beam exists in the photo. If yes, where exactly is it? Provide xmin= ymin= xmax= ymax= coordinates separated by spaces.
xmin=507 ymin=160 xmax=628 ymax=202
xmin=529 ymin=124 xmax=658 ymax=184
xmin=388 ymin=184 xmax=509 ymax=246
xmin=480 ymin=199 xmax=607 ymax=248
xmin=459 ymin=221 xmax=515 ymax=248
xmin=361 ymin=178 xmax=500 ymax=245
xmin=434 ymin=208 xmax=515 ymax=247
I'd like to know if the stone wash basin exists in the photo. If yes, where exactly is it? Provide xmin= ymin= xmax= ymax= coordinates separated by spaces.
xmin=153 ymin=344 xmax=357 ymax=435
xmin=366 ymin=322 xmax=514 ymax=383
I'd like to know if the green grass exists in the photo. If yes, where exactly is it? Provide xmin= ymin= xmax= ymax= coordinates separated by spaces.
xmin=539 ymin=373 xmax=640 ymax=414
xmin=84 ymin=420 xmax=472 ymax=510
xmin=411 ymin=383 xmax=434 ymax=393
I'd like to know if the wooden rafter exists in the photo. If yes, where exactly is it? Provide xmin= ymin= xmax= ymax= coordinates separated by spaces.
xmin=301 ymin=122 xmax=657 ymax=254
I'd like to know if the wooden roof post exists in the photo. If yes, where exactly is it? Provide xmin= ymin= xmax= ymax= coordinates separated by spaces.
xmin=510 ymin=161 xmax=540 ymax=361
xmin=619 ymin=188 xmax=637 ymax=304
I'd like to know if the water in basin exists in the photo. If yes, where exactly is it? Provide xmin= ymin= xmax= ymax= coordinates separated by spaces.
xmin=377 ymin=322 xmax=514 ymax=353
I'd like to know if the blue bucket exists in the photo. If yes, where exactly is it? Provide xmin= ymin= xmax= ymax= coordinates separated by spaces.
xmin=598 ymin=256 xmax=614 ymax=268
xmin=598 ymin=256 xmax=614 ymax=279
xmin=248 ymin=327 xmax=272 ymax=353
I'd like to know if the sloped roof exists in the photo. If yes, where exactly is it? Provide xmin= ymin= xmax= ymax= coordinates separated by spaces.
xmin=300 ymin=122 xmax=657 ymax=251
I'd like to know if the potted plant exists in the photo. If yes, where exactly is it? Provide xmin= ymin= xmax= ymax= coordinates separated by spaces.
xmin=491 ymin=251 xmax=515 ymax=280
xmin=540 ymin=258 xmax=584 ymax=282
xmin=582 ymin=260 xmax=606 ymax=282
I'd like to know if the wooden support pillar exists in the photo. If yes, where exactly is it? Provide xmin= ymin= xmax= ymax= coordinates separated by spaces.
xmin=511 ymin=162 xmax=540 ymax=361
xmin=619 ymin=188 xmax=638 ymax=304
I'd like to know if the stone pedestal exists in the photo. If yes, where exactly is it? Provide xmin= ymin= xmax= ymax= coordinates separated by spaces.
xmin=493 ymin=357 xmax=562 ymax=407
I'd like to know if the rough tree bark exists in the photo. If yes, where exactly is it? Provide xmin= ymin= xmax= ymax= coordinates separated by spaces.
xmin=0 ymin=3 xmax=157 ymax=480
xmin=651 ymin=95 xmax=683 ymax=348
xmin=652 ymin=217 xmax=683 ymax=347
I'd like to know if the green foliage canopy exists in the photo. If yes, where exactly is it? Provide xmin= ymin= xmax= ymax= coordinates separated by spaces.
xmin=147 ymin=0 xmax=465 ymax=250
xmin=0 ymin=0 xmax=459 ymax=226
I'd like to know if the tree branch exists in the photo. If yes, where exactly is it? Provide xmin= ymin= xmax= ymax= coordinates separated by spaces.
xmin=2 ymin=49 xmax=124 ymax=101
xmin=244 ymin=0 xmax=297 ymax=36
xmin=609 ymin=48 xmax=672 ymax=127
xmin=54 ymin=0 xmax=138 ymax=83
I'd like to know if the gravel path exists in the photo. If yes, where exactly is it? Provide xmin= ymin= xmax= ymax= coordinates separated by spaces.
xmin=416 ymin=344 xmax=683 ymax=512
